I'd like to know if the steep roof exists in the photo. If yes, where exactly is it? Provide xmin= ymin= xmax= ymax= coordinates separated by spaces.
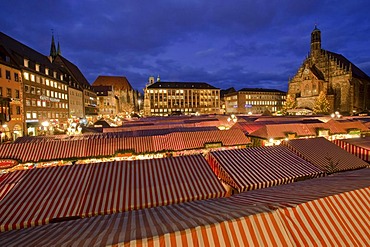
xmin=0 ymin=32 xmax=56 ymax=70
xmin=53 ymin=55 xmax=91 ymax=89
xmin=92 ymin=75 xmax=133 ymax=91
xmin=325 ymin=50 xmax=370 ymax=80
xmin=147 ymin=81 xmax=218 ymax=89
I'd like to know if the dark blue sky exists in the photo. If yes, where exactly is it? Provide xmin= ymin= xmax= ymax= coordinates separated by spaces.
xmin=1 ymin=0 xmax=370 ymax=92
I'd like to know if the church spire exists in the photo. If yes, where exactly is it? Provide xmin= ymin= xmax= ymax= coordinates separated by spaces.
xmin=57 ymin=41 xmax=61 ymax=56
xmin=50 ymin=30 xmax=57 ymax=60
xmin=310 ymin=25 xmax=321 ymax=55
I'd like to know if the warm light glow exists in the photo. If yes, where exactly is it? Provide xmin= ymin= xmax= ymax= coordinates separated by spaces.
xmin=41 ymin=121 xmax=49 ymax=127
xmin=2 ymin=124 xmax=7 ymax=128
xmin=269 ymin=138 xmax=274 ymax=143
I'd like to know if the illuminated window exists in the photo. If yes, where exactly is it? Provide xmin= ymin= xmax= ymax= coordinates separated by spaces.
xmin=26 ymin=112 xmax=31 ymax=119
xmin=46 ymin=79 xmax=50 ymax=86
xmin=24 ymin=59 xmax=29 ymax=67
xmin=35 ymin=64 xmax=40 ymax=71
xmin=32 ymin=112 xmax=37 ymax=118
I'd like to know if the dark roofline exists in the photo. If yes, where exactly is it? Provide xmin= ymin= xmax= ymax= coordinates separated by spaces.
xmin=147 ymin=81 xmax=219 ymax=89
xmin=324 ymin=50 xmax=370 ymax=80
xmin=238 ymin=88 xmax=286 ymax=93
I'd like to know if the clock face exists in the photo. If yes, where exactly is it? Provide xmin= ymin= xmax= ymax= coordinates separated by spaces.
xmin=304 ymin=68 xmax=309 ymax=74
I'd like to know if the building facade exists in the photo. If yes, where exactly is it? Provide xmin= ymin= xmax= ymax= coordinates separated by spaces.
xmin=0 ymin=32 xmax=98 ymax=137
xmin=0 ymin=58 xmax=22 ymax=141
xmin=288 ymin=26 xmax=370 ymax=115
xmin=144 ymin=77 xmax=221 ymax=116
xmin=92 ymin=76 xmax=138 ymax=118
xmin=225 ymin=88 xmax=286 ymax=114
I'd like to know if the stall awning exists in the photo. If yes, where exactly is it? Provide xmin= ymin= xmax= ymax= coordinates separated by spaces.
xmin=284 ymin=137 xmax=369 ymax=172
xmin=207 ymin=145 xmax=325 ymax=192
xmin=0 ymin=169 xmax=369 ymax=246
xmin=0 ymin=155 xmax=225 ymax=231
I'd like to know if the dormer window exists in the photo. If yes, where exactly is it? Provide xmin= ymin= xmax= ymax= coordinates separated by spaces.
xmin=24 ymin=58 xmax=29 ymax=67
xmin=45 ymin=68 xmax=49 ymax=75
xmin=35 ymin=64 xmax=40 ymax=71
xmin=53 ymin=71 xmax=57 ymax=78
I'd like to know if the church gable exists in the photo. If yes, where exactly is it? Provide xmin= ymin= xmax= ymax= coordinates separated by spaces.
xmin=288 ymin=26 xmax=370 ymax=114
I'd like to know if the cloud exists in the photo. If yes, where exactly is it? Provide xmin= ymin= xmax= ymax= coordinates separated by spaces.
xmin=1 ymin=0 xmax=370 ymax=93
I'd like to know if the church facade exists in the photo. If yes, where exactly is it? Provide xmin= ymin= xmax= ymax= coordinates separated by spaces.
xmin=288 ymin=26 xmax=370 ymax=115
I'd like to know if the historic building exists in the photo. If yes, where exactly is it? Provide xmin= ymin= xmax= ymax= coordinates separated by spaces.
xmin=0 ymin=32 xmax=98 ymax=137
xmin=225 ymin=88 xmax=286 ymax=114
xmin=288 ymin=26 xmax=370 ymax=115
xmin=0 ymin=53 xmax=22 ymax=141
xmin=144 ymin=76 xmax=221 ymax=116
xmin=92 ymin=76 xmax=138 ymax=118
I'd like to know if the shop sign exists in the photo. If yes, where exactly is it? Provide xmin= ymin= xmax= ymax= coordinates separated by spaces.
xmin=50 ymin=98 xmax=60 ymax=102
xmin=0 ymin=159 xmax=19 ymax=169
xmin=40 ymin=95 xmax=50 ymax=101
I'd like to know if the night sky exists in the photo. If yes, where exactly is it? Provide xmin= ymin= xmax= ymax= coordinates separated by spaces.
xmin=1 ymin=0 xmax=370 ymax=93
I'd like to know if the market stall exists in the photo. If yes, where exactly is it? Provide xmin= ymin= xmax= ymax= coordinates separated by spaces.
xmin=284 ymin=137 xmax=369 ymax=173
xmin=1 ymin=168 xmax=368 ymax=246
xmin=333 ymin=137 xmax=370 ymax=162
xmin=206 ymin=146 xmax=324 ymax=193
xmin=0 ymin=155 xmax=226 ymax=231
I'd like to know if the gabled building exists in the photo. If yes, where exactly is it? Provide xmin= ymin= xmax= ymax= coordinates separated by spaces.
xmin=144 ymin=76 xmax=221 ymax=116
xmin=92 ymin=75 xmax=138 ymax=118
xmin=0 ymin=32 xmax=69 ymax=136
xmin=288 ymin=26 xmax=370 ymax=115
xmin=52 ymin=53 xmax=97 ymax=121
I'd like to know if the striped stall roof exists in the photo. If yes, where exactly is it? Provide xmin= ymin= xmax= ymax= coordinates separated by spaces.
xmin=333 ymin=137 xmax=370 ymax=162
xmin=284 ymin=137 xmax=369 ymax=173
xmin=0 ymin=155 xmax=225 ymax=231
xmin=0 ymin=169 xmax=368 ymax=246
xmin=0 ymin=129 xmax=249 ymax=163
xmin=207 ymin=146 xmax=325 ymax=192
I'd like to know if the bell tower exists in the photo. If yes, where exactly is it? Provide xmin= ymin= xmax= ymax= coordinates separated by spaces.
xmin=310 ymin=25 xmax=321 ymax=56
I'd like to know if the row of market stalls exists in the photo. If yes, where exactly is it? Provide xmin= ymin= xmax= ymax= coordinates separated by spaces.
xmin=1 ymin=137 xmax=366 ymax=233
xmin=1 ymin=168 xmax=369 ymax=246
xmin=0 ymin=129 xmax=250 ymax=167
xmin=0 ymin=155 xmax=226 ymax=231
xmin=233 ymin=118 xmax=370 ymax=146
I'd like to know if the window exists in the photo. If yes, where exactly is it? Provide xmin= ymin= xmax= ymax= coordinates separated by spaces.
xmin=24 ymin=72 xmax=29 ymax=80
xmin=24 ymin=59 xmax=29 ymax=67
xmin=51 ymin=91 xmax=54 ymax=97
xmin=26 ymin=112 xmax=31 ymax=119
xmin=15 ymin=90 xmax=20 ymax=99
xmin=25 ymin=85 xmax=30 ymax=93
xmin=7 ymin=88 xmax=11 ymax=98
xmin=26 ymin=99 xmax=31 ymax=106
xmin=0 ymin=87 xmax=2 ymax=96
xmin=30 ymin=74 xmax=35 ymax=82
xmin=16 ymin=106 xmax=21 ymax=115
xmin=30 ymin=87 xmax=35 ymax=94
xmin=35 ymin=64 xmax=40 ymax=71
xmin=14 ymin=73 xmax=19 ymax=82
xmin=37 ymin=100 xmax=41 ymax=107
xmin=32 ymin=99 xmax=36 ymax=106
xmin=45 ymin=68 xmax=49 ymax=75
xmin=6 ymin=70 xmax=11 ymax=80
xmin=32 ymin=112 xmax=37 ymax=118
xmin=36 ymin=76 xmax=40 ymax=83
xmin=36 ymin=88 xmax=41 ymax=95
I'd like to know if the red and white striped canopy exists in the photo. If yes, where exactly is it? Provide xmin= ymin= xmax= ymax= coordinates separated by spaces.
xmin=0 ymin=155 xmax=225 ymax=231
xmin=333 ymin=137 xmax=370 ymax=162
xmin=207 ymin=145 xmax=325 ymax=192
xmin=0 ymin=129 xmax=249 ymax=163
xmin=0 ymin=168 xmax=368 ymax=246
xmin=284 ymin=137 xmax=369 ymax=172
